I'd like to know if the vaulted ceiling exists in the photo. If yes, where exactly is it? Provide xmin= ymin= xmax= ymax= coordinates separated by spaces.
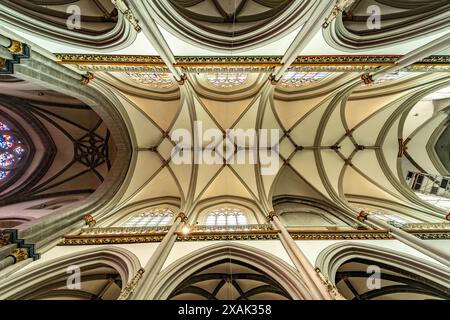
xmin=0 ymin=0 xmax=449 ymax=224
xmin=0 ymin=75 xmax=116 ymax=206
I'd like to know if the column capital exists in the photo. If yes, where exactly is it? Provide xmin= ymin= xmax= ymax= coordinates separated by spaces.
xmin=176 ymin=212 xmax=188 ymax=223
xmin=8 ymin=248 xmax=29 ymax=263
xmin=176 ymin=74 xmax=187 ymax=86
xmin=268 ymin=74 xmax=279 ymax=85
xmin=265 ymin=211 xmax=278 ymax=222
xmin=80 ymin=72 xmax=95 ymax=85
xmin=361 ymin=73 xmax=374 ymax=85
xmin=8 ymin=40 xmax=24 ymax=55
xmin=356 ymin=210 xmax=370 ymax=222
xmin=83 ymin=214 xmax=97 ymax=227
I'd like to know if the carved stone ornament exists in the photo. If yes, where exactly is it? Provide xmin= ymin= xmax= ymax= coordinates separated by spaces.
xmin=111 ymin=0 xmax=142 ymax=32
xmin=176 ymin=74 xmax=188 ymax=86
xmin=323 ymin=0 xmax=355 ymax=28
xmin=9 ymin=248 xmax=29 ymax=263
xmin=83 ymin=214 xmax=97 ymax=227
xmin=315 ymin=268 xmax=346 ymax=300
xmin=176 ymin=212 xmax=188 ymax=223
xmin=356 ymin=210 xmax=369 ymax=222
xmin=361 ymin=73 xmax=374 ymax=85
xmin=80 ymin=72 xmax=95 ymax=85
xmin=118 ymin=268 xmax=145 ymax=300
xmin=8 ymin=40 xmax=24 ymax=55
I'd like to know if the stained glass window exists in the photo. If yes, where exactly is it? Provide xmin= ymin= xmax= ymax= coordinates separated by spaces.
xmin=0 ymin=121 xmax=28 ymax=182
xmin=371 ymin=72 xmax=409 ymax=85
xmin=359 ymin=208 xmax=410 ymax=226
xmin=206 ymin=73 xmax=248 ymax=88
xmin=205 ymin=208 xmax=248 ymax=227
xmin=280 ymin=72 xmax=330 ymax=88
xmin=423 ymin=86 xmax=450 ymax=101
xmin=125 ymin=72 xmax=174 ymax=89
xmin=123 ymin=208 xmax=174 ymax=227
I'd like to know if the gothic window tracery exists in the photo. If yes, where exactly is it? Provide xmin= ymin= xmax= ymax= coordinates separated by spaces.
xmin=206 ymin=73 xmax=248 ymax=88
xmin=205 ymin=207 xmax=248 ymax=227
xmin=370 ymin=72 xmax=409 ymax=85
xmin=280 ymin=72 xmax=330 ymax=88
xmin=125 ymin=72 xmax=175 ymax=89
xmin=123 ymin=208 xmax=174 ymax=227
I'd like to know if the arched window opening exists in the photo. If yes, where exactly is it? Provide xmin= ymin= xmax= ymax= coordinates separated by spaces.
xmin=406 ymin=172 xmax=450 ymax=210
xmin=123 ymin=208 xmax=174 ymax=227
xmin=280 ymin=72 xmax=329 ymax=88
xmin=206 ymin=72 xmax=248 ymax=88
xmin=316 ymin=243 xmax=450 ymax=301
xmin=358 ymin=208 xmax=411 ymax=227
xmin=0 ymin=247 xmax=142 ymax=300
xmin=335 ymin=258 xmax=450 ymax=300
xmin=28 ymin=265 xmax=123 ymax=300
xmin=169 ymin=259 xmax=291 ymax=300
xmin=205 ymin=208 xmax=248 ymax=227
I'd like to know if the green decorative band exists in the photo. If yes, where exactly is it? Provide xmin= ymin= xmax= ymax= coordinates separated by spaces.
xmin=412 ymin=233 xmax=450 ymax=240
xmin=289 ymin=232 xmax=393 ymax=240
xmin=177 ymin=233 xmax=279 ymax=241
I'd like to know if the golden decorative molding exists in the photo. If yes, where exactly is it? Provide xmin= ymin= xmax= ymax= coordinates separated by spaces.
xmin=7 ymin=40 xmax=24 ymax=55
xmin=175 ymin=56 xmax=282 ymax=66
xmin=118 ymin=268 xmax=145 ymax=300
xmin=60 ymin=233 xmax=166 ymax=245
xmin=293 ymin=55 xmax=400 ymax=65
xmin=315 ymin=267 xmax=346 ymax=300
xmin=55 ymin=54 xmax=165 ymax=65
xmin=9 ymin=248 xmax=29 ymax=263
xmin=177 ymin=232 xmax=280 ymax=242
xmin=83 ymin=214 xmax=97 ymax=227
xmin=58 ymin=226 xmax=450 ymax=245
xmin=401 ymin=223 xmax=450 ymax=239
xmin=54 ymin=54 xmax=450 ymax=73
xmin=80 ymin=226 xmax=170 ymax=235
xmin=77 ymin=65 xmax=170 ymax=73
xmin=412 ymin=232 xmax=450 ymax=240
